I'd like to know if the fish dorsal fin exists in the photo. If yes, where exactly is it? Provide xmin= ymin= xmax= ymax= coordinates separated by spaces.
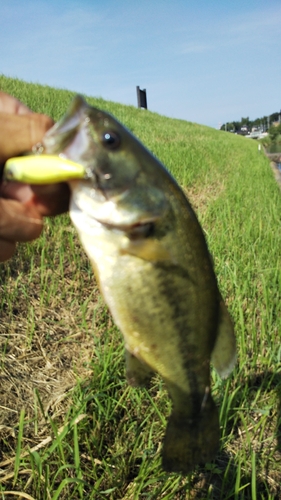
xmin=211 ymin=299 xmax=236 ymax=378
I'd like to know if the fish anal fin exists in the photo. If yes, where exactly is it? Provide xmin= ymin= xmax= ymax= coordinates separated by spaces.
xmin=211 ymin=299 xmax=236 ymax=378
xmin=125 ymin=349 xmax=154 ymax=387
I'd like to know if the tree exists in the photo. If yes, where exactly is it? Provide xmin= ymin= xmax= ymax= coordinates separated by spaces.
xmin=241 ymin=116 xmax=251 ymax=128
xmin=268 ymin=123 xmax=281 ymax=141
xmin=220 ymin=111 xmax=280 ymax=134
xmin=270 ymin=112 xmax=279 ymax=123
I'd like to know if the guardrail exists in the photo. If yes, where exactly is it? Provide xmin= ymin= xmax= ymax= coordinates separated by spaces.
xmin=246 ymin=131 xmax=268 ymax=139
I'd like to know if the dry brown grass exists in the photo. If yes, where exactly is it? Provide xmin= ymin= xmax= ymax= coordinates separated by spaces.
xmin=0 ymin=225 xmax=106 ymax=475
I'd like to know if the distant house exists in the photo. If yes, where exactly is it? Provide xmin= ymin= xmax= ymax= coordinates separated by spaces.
xmin=239 ymin=126 xmax=250 ymax=136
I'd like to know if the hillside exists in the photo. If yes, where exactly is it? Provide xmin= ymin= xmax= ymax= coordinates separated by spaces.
xmin=0 ymin=74 xmax=281 ymax=499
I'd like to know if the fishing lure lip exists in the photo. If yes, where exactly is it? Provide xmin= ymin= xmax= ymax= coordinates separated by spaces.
xmin=3 ymin=154 xmax=90 ymax=184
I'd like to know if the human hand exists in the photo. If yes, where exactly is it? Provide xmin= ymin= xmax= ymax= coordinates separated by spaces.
xmin=0 ymin=92 xmax=70 ymax=262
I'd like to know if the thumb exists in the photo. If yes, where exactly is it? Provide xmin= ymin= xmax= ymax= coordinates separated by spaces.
xmin=0 ymin=112 xmax=54 ymax=164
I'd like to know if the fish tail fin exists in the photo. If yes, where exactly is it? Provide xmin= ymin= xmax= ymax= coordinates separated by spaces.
xmin=162 ymin=394 xmax=220 ymax=473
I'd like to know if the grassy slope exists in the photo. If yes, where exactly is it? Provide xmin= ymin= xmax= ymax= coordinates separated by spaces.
xmin=0 ymin=74 xmax=280 ymax=499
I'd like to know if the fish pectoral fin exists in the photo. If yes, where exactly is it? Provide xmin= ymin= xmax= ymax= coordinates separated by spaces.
xmin=211 ymin=299 xmax=236 ymax=378
xmin=125 ymin=349 xmax=154 ymax=387
xmin=120 ymin=239 xmax=173 ymax=262
xmin=162 ymin=390 xmax=220 ymax=473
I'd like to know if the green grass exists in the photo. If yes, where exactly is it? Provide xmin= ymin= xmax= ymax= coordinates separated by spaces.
xmin=0 ymin=74 xmax=281 ymax=499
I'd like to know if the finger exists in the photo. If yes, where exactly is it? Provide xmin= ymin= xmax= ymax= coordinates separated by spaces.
xmin=0 ymin=182 xmax=33 ymax=203
xmin=0 ymin=91 xmax=32 ymax=115
xmin=29 ymin=183 xmax=70 ymax=216
xmin=0 ymin=181 xmax=70 ymax=216
xmin=0 ymin=239 xmax=17 ymax=262
xmin=0 ymin=113 xmax=54 ymax=164
xmin=0 ymin=198 xmax=43 ymax=242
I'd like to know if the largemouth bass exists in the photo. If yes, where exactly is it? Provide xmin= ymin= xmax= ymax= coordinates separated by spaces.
xmin=40 ymin=96 xmax=236 ymax=472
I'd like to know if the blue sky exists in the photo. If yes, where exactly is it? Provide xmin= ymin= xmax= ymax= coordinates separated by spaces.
xmin=1 ymin=0 xmax=281 ymax=128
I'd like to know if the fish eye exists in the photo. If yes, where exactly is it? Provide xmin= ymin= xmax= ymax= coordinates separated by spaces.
xmin=101 ymin=130 xmax=121 ymax=150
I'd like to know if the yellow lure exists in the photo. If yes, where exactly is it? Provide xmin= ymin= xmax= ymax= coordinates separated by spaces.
xmin=4 ymin=155 xmax=86 ymax=184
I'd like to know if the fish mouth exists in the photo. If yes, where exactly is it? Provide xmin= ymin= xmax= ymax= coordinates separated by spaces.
xmin=98 ymin=219 xmax=156 ymax=239
xmin=69 ymin=172 xmax=167 ymax=236
xmin=70 ymin=192 xmax=157 ymax=238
